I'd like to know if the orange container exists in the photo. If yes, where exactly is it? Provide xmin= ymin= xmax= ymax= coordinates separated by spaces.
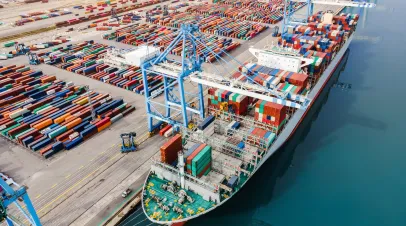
xmin=65 ymin=118 xmax=82 ymax=130
xmin=54 ymin=113 xmax=71 ymax=124
xmin=97 ymin=121 xmax=111 ymax=132
xmin=33 ymin=118 xmax=53 ymax=130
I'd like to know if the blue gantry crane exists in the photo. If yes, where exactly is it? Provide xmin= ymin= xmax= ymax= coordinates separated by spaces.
xmin=0 ymin=173 xmax=41 ymax=226
xmin=141 ymin=24 xmax=205 ymax=132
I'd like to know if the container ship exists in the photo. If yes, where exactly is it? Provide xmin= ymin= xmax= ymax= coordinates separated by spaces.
xmin=141 ymin=10 xmax=359 ymax=224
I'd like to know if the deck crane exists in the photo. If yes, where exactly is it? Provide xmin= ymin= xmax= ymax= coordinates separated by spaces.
xmin=141 ymin=24 xmax=205 ymax=132
xmin=282 ymin=0 xmax=376 ymax=33
xmin=0 ymin=173 xmax=41 ymax=226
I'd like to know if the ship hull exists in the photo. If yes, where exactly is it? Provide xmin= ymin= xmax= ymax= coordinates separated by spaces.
xmin=143 ymin=34 xmax=354 ymax=224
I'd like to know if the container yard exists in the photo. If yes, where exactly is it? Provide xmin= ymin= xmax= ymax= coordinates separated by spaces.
xmin=147 ymin=11 xmax=269 ymax=40
xmin=41 ymin=40 xmax=174 ymax=96
xmin=0 ymin=64 xmax=135 ymax=159
xmin=0 ymin=0 xmax=374 ymax=226
xmin=103 ymin=23 xmax=241 ymax=62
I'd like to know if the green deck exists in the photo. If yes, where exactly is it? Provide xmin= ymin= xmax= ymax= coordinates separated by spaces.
xmin=143 ymin=174 xmax=217 ymax=222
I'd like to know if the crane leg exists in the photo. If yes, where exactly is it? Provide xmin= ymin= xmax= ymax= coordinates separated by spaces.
xmin=6 ymin=217 xmax=14 ymax=226
xmin=22 ymin=193 xmax=41 ymax=226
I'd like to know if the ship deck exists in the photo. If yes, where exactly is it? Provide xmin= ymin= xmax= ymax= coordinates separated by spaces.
xmin=144 ymin=174 xmax=216 ymax=222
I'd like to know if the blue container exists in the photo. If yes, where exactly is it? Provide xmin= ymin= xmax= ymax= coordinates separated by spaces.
xmin=28 ymin=136 xmax=47 ymax=149
xmin=31 ymin=138 xmax=52 ymax=151
xmin=197 ymin=115 xmax=215 ymax=130
xmin=64 ymin=136 xmax=83 ymax=150
xmin=22 ymin=136 xmax=34 ymax=147
xmin=73 ymin=121 xmax=90 ymax=133
xmin=62 ymin=63 xmax=74 ymax=69
xmin=43 ymin=150 xmax=54 ymax=159
xmin=227 ymin=175 xmax=238 ymax=188
xmin=55 ymin=90 xmax=70 ymax=98
xmin=27 ymin=79 xmax=42 ymax=87
xmin=52 ymin=141 xmax=64 ymax=153
xmin=53 ymin=100 xmax=72 ymax=109
xmin=184 ymin=143 xmax=200 ymax=160
xmin=80 ymin=125 xmax=97 ymax=137
xmin=231 ymin=121 xmax=241 ymax=130
xmin=25 ymin=115 xmax=44 ymax=125
xmin=28 ymin=71 xmax=43 ymax=77
xmin=30 ymin=90 xmax=47 ymax=99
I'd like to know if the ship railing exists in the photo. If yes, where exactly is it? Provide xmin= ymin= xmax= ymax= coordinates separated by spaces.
xmin=151 ymin=157 xmax=220 ymax=193
xmin=214 ymin=120 xmax=273 ymax=151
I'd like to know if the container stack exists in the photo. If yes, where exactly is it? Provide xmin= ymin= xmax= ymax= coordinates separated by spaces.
xmin=238 ymin=63 xmax=308 ymax=95
xmin=184 ymin=144 xmax=212 ymax=178
xmin=40 ymin=41 xmax=168 ymax=97
xmin=160 ymin=134 xmax=182 ymax=164
xmin=245 ymin=127 xmax=276 ymax=149
xmin=188 ymin=0 xmax=305 ymax=24
xmin=197 ymin=115 xmax=215 ymax=136
xmin=15 ymin=9 xmax=72 ymax=26
xmin=0 ymin=65 xmax=134 ymax=159
xmin=148 ymin=11 xmax=268 ymax=40
xmin=103 ymin=24 xmax=240 ymax=62
xmin=254 ymin=100 xmax=287 ymax=131
xmin=207 ymin=88 xmax=249 ymax=116
xmin=278 ymin=12 xmax=359 ymax=76
xmin=55 ymin=0 xmax=170 ymax=28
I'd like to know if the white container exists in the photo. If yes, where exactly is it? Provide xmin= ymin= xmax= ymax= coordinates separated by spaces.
xmin=69 ymin=132 xmax=79 ymax=140
xmin=9 ymin=108 xmax=30 ymax=119
xmin=164 ymin=128 xmax=174 ymax=137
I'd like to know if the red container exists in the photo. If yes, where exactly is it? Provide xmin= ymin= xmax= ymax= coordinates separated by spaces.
xmin=160 ymin=134 xmax=182 ymax=164
xmin=159 ymin=124 xmax=172 ymax=136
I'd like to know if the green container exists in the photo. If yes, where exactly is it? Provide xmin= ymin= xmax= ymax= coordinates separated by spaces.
xmin=33 ymin=104 xmax=51 ymax=114
xmin=38 ymin=83 xmax=52 ymax=91
xmin=194 ymin=155 xmax=211 ymax=173
xmin=193 ymin=146 xmax=212 ymax=164
xmin=48 ymin=126 xmax=67 ymax=139
xmin=16 ymin=66 xmax=30 ymax=73
xmin=1 ymin=84 xmax=13 ymax=90
xmin=1 ymin=123 xmax=20 ymax=136
xmin=65 ymin=94 xmax=77 ymax=101
xmin=258 ymin=100 xmax=266 ymax=114
xmin=4 ymin=41 xmax=16 ymax=47
xmin=12 ymin=128 xmax=32 ymax=139
xmin=84 ymin=60 xmax=96 ymax=67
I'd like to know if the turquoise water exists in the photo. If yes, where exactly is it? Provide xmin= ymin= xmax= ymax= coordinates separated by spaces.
xmin=190 ymin=1 xmax=406 ymax=226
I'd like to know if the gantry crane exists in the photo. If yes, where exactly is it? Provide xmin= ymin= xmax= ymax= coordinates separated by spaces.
xmin=0 ymin=173 xmax=41 ymax=226
xmin=282 ymin=0 xmax=376 ymax=33
xmin=140 ymin=1 xmax=376 ymax=132
xmin=141 ymin=24 xmax=205 ymax=132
